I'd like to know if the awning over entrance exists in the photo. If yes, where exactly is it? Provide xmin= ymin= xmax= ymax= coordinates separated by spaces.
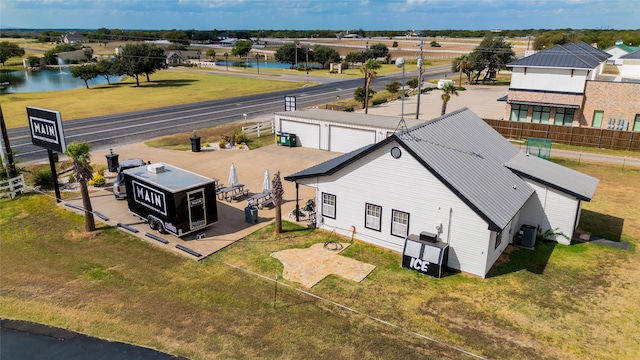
xmin=507 ymin=99 xmax=580 ymax=109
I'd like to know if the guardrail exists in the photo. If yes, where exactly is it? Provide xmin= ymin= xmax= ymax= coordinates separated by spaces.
xmin=242 ymin=120 xmax=275 ymax=138
xmin=0 ymin=174 xmax=27 ymax=199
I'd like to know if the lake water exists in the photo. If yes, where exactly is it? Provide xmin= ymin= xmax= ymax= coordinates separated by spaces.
xmin=0 ymin=69 xmax=119 ymax=93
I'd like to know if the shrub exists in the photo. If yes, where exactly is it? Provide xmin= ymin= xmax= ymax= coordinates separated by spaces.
xmin=234 ymin=132 xmax=246 ymax=144
xmin=392 ymin=41 xmax=398 ymax=48
xmin=218 ymin=137 xmax=227 ymax=149
xmin=33 ymin=169 xmax=54 ymax=189
xmin=343 ymin=107 xmax=354 ymax=112
xmin=88 ymin=173 xmax=106 ymax=187
xmin=68 ymin=173 xmax=75 ymax=183
xmin=372 ymin=98 xmax=388 ymax=105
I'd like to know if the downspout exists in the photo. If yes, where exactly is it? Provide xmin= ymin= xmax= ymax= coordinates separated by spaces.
xmin=446 ymin=207 xmax=453 ymax=244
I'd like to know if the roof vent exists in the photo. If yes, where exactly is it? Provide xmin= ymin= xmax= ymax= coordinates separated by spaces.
xmin=147 ymin=163 xmax=165 ymax=173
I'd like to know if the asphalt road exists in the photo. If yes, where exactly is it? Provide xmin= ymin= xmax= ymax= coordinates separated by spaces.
xmin=8 ymin=65 xmax=450 ymax=163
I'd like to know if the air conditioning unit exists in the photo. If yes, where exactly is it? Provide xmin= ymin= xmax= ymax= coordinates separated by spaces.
xmin=147 ymin=163 xmax=165 ymax=173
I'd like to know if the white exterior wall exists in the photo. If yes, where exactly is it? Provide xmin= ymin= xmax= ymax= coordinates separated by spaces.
xmin=620 ymin=60 xmax=640 ymax=79
xmin=297 ymin=142 xmax=494 ymax=278
xmin=510 ymin=67 xmax=588 ymax=93
xmin=485 ymin=214 xmax=520 ymax=275
xmin=278 ymin=118 xmax=320 ymax=148
xmin=518 ymin=179 xmax=579 ymax=245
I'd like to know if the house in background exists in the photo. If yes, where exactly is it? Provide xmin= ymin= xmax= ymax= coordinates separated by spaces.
xmin=604 ymin=40 xmax=640 ymax=65
xmin=506 ymin=41 xmax=640 ymax=132
xmin=164 ymin=50 xmax=202 ymax=65
xmin=60 ymin=32 xmax=88 ymax=44
xmin=285 ymin=108 xmax=598 ymax=278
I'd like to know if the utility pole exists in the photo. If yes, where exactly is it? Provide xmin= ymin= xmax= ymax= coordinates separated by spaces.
xmin=415 ymin=40 xmax=424 ymax=120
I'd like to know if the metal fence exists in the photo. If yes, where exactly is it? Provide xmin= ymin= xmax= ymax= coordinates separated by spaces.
xmin=484 ymin=119 xmax=640 ymax=151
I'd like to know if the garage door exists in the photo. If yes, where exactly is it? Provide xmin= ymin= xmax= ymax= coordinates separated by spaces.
xmin=329 ymin=126 xmax=376 ymax=153
xmin=280 ymin=120 xmax=320 ymax=149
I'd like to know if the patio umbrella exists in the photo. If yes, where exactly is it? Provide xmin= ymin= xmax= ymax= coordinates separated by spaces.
xmin=262 ymin=169 xmax=271 ymax=192
xmin=228 ymin=163 xmax=239 ymax=186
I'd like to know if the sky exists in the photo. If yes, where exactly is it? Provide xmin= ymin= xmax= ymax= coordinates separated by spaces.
xmin=1 ymin=0 xmax=638 ymax=31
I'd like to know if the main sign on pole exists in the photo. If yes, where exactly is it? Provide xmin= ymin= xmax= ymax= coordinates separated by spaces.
xmin=26 ymin=106 xmax=66 ymax=153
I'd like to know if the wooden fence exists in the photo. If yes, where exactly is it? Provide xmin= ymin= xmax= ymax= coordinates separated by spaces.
xmin=484 ymin=119 xmax=640 ymax=151
xmin=242 ymin=120 xmax=275 ymax=138
xmin=0 ymin=174 xmax=27 ymax=199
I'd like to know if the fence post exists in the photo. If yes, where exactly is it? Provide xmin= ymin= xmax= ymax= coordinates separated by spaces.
xmin=628 ymin=131 xmax=634 ymax=151
xmin=598 ymin=129 xmax=603 ymax=149
xmin=520 ymin=122 xmax=524 ymax=139
xmin=569 ymin=126 xmax=574 ymax=145
xmin=257 ymin=122 xmax=261 ymax=138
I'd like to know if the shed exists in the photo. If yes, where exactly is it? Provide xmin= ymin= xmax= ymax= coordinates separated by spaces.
xmin=274 ymin=109 xmax=423 ymax=153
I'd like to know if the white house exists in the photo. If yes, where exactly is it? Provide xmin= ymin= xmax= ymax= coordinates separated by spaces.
xmin=619 ymin=50 xmax=640 ymax=80
xmin=285 ymin=108 xmax=599 ymax=278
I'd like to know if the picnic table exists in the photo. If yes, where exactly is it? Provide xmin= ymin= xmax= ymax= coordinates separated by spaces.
xmin=212 ymin=178 xmax=224 ymax=192
xmin=247 ymin=190 xmax=274 ymax=209
xmin=217 ymin=184 xmax=249 ymax=202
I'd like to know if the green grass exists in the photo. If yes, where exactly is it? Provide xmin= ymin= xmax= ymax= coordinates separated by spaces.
xmin=1 ymin=157 xmax=639 ymax=359
xmin=0 ymin=69 xmax=304 ymax=129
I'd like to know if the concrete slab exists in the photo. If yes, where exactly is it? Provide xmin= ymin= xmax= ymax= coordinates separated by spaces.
xmin=62 ymin=143 xmax=339 ymax=260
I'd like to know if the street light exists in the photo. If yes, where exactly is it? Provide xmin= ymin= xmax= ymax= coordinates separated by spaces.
xmin=256 ymin=53 xmax=260 ymax=74
xmin=224 ymin=52 xmax=229 ymax=71
xmin=396 ymin=57 xmax=405 ymax=120
xmin=415 ymin=40 xmax=424 ymax=120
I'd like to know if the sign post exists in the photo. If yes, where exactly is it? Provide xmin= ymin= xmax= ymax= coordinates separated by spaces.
xmin=26 ymin=107 xmax=66 ymax=203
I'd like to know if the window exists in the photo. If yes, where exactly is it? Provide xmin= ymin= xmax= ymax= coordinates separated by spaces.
xmin=634 ymin=114 xmax=640 ymax=132
xmin=365 ymin=203 xmax=382 ymax=231
xmin=531 ymin=106 xmax=551 ymax=124
xmin=554 ymin=108 xmax=575 ymax=126
xmin=495 ymin=231 xmax=502 ymax=250
xmin=510 ymin=104 xmax=528 ymax=122
xmin=391 ymin=210 xmax=409 ymax=238
xmin=322 ymin=193 xmax=336 ymax=219
xmin=592 ymin=110 xmax=604 ymax=128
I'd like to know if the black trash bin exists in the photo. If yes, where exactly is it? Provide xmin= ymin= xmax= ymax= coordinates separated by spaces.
xmin=105 ymin=149 xmax=119 ymax=172
xmin=190 ymin=135 xmax=201 ymax=152
xmin=244 ymin=206 xmax=258 ymax=224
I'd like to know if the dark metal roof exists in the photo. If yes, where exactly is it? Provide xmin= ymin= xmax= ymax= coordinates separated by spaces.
xmin=621 ymin=49 xmax=640 ymax=59
xmin=504 ymin=152 xmax=599 ymax=201
xmin=509 ymin=42 xmax=610 ymax=69
xmin=507 ymin=99 xmax=580 ymax=109
xmin=286 ymin=108 xmax=599 ymax=231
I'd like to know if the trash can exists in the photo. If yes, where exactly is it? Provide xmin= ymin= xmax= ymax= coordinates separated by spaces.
xmin=244 ymin=206 xmax=258 ymax=224
xmin=276 ymin=132 xmax=296 ymax=147
xmin=105 ymin=149 xmax=119 ymax=173
xmin=520 ymin=225 xmax=536 ymax=248
xmin=190 ymin=135 xmax=201 ymax=152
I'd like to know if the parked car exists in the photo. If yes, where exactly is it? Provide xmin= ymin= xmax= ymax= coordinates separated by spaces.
xmin=113 ymin=158 xmax=146 ymax=199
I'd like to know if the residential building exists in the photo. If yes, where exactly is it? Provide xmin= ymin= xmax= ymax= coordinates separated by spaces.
xmin=506 ymin=42 xmax=640 ymax=132
xmin=60 ymin=32 xmax=88 ymax=44
xmin=285 ymin=108 xmax=598 ymax=278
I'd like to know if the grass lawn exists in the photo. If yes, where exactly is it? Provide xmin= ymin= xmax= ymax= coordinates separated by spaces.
xmin=0 ymin=69 xmax=304 ymax=129
xmin=1 ymin=158 xmax=638 ymax=359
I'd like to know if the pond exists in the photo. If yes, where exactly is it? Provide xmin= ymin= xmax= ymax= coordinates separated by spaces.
xmin=0 ymin=68 xmax=120 ymax=93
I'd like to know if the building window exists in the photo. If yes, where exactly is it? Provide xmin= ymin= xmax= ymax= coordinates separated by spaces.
xmin=510 ymin=104 xmax=528 ymax=122
xmin=531 ymin=106 xmax=551 ymax=124
xmin=634 ymin=114 xmax=640 ymax=132
xmin=495 ymin=231 xmax=502 ymax=250
xmin=391 ymin=210 xmax=409 ymax=238
xmin=365 ymin=203 xmax=382 ymax=231
xmin=322 ymin=193 xmax=336 ymax=219
xmin=554 ymin=108 xmax=575 ymax=126
xmin=592 ymin=110 xmax=604 ymax=128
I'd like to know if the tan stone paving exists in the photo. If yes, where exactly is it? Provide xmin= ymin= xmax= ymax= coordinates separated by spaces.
xmin=271 ymin=243 xmax=376 ymax=288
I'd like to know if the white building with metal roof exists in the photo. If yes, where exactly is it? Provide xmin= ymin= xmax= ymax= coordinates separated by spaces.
xmin=285 ymin=108 xmax=599 ymax=278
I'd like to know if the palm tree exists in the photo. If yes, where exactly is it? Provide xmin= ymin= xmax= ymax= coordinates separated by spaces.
xmin=360 ymin=59 xmax=381 ymax=114
xmin=64 ymin=141 xmax=96 ymax=232
xmin=452 ymin=54 xmax=470 ymax=85
xmin=440 ymin=82 xmax=459 ymax=116
xmin=271 ymin=171 xmax=284 ymax=234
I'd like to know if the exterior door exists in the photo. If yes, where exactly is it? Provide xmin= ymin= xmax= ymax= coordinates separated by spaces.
xmin=187 ymin=189 xmax=206 ymax=230
xmin=592 ymin=110 xmax=603 ymax=128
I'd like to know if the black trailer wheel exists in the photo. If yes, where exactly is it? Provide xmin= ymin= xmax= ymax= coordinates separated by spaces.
xmin=157 ymin=221 xmax=167 ymax=234
xmin=148 ymin=216 xmax=158 ymax=230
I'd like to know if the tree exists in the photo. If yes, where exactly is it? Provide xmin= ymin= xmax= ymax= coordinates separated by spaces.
xmin=451 ymin=54 xmax=471 ymax=85
xmin=385 ymin=81 xmax=400 ymax=96
xmin=440 ymin=82 xmax=459 ymax=116
xmin=467 ymin=36 xmax=515 ymax=84
xmin=271 ymin=171 xmax=284 ymax=234
xmin=164 ymin=30 xmax=189 ymax=45
xmin=407 ymin=77 xmax=419 ymax=90
xmin=205 ymin=49 xmax=216 ymax=59
xmin=274 ymin=43 xmax=304 ymax=67
xmin=345 ymin=51 xmax=365 ymax=63
xmin=360 ymin=59 xmax=381 ymax=114
xmin=115 ymin=43 xmax=166 ymax=86
xmin=369 ymin=43 xmax=389 ymax=59
xmin=70 ymin=63 xmax=100 ymax=89
xmin=354 ymin=86 xmax=376 ymax=109
xmin=65 ymin=141 xmax=96 ymax=232
xmin=231 ymin=40 xmax=253 ymax=58
xmin=96 ymin=58 xmax=117 ymax=85
xmin=311 ymin=45 xmax=340 ymax=68
xmin=0 ymin=41 xmax=25 ymax=65
xmin=43 ymin=43 xmax=80 ymax=65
